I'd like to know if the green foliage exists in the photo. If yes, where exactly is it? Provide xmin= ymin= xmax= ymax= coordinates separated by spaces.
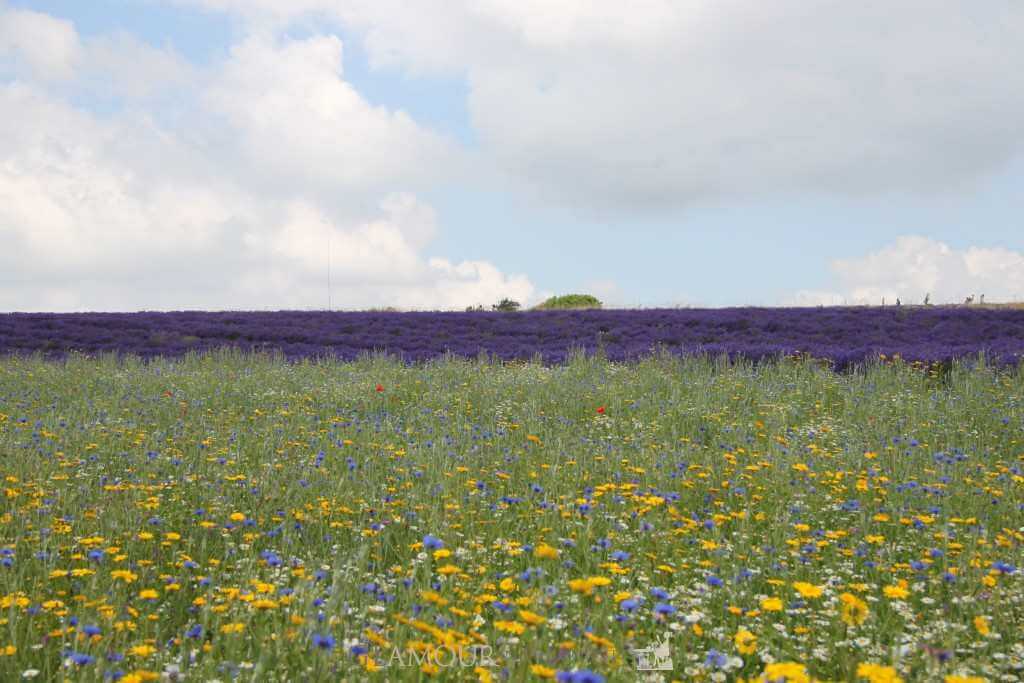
xmin=491 ymin=297 xmax=521 ymax=312
xmin=534 ymin=293 xmax=603 ymax=310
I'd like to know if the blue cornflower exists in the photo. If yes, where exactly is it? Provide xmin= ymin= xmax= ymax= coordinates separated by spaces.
xmin=705 ymin=649 xmax=728 ymax=668
xmin=556 ymin=671 xmax=605 ymax=683
xmin=67 ymin=651 xmax=95 ymax=666
xmin=653 ymin=602 xmax=676 ymax=616
xmin=311 ymin=633 xmax=335 ymax=650
xmin=620 ymin=598 xmax=640 ymax=612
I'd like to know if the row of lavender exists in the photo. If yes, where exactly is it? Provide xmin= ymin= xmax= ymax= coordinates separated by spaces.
xmin=2 ymin=307 xmax=1023 ymax=368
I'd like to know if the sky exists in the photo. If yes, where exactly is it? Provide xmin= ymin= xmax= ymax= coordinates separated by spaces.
xmin=1 ymin=0 xmax=1022 ymax=312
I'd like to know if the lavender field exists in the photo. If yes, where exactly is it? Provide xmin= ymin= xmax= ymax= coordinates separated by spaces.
xmin=2 ymin=307 xmax=1023 ymax=369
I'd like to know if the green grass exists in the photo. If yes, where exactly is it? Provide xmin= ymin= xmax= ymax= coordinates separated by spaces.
xmin=0 ymin=351 xmax=1021 ymax=681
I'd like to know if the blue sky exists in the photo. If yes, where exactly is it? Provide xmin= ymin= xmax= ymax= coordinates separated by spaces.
xmin=1 ymin=1 xmax=1022 ymax=311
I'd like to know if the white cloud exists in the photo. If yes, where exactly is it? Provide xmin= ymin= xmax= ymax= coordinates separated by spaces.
xmin=81 ymin=31 xmax=197 ymax=100
xmin=0 ymin=5 xmax=81 ymax=80
xmin=0 ymin=4 xmax=197 ymax=101
xmin=793 ymin=236 xmax=1024 ymax=306
xmin=235 ymin=196 xmax=533 ymax=311
xmin=0 ymin=11 xmax=533 ymax=312
xmin=174 ymin=0 xmax=1024 ymax=212
xmin=202 ymin=33 xmax=454 ymax=198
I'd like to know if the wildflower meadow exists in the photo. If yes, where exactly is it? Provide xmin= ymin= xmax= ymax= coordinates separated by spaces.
xmin=1 ymin=350 xmax=1021 ymax=682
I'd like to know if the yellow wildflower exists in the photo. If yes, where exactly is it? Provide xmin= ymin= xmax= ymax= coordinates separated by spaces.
xmin=883 ymin=585 xmax=909 ymax=600
xmin=792 ymin=582 xmax=824 ymax=599
xmin=530 ymin=664 xmax=556 ymax=678
xmin=760 ymin=662 xmax=811 ymax=683
xmin=494 ymin=620 xmax=526 ymax=635
xmin=856 ymin=662 xmax=903 ymax=683
xmin=518 ymin=610 xmax=546 ymax=626
xmin=121 ymin=672 xmax=160 ymax=683
xmin=839 ymin=593 xmax=869 ymax=626
xmin=735 ymin=628 xmax=757 ymax=655
xmin=112 ymin=570 xmax=138 ymax=583
xmin=533 ymin=544 xmax=559 ymax=560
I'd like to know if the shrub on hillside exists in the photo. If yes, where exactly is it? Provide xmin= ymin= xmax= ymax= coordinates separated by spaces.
xmin=492 ymin=298 xmax=521 ymax=312
xmin=534 ymin=294 xmax=603 ymax=310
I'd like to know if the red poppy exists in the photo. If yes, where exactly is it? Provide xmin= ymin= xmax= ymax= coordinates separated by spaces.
xmin=596 ymin=406 xmax=606 ymax=414
xmin=375 ymin=384 xmax=384 ymax=393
